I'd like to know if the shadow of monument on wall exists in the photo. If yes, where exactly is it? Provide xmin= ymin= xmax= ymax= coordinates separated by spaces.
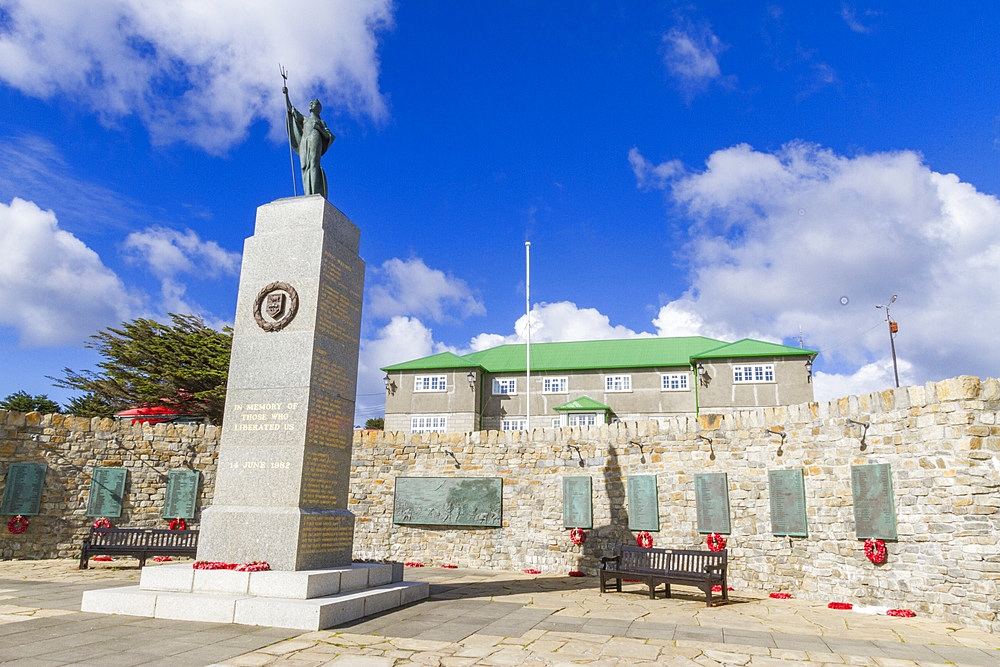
xmin=574 ymin=441 xmax=633 ymax=573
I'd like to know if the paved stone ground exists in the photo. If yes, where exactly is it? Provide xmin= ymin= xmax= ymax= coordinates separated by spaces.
xmin=1 ymin=559 xmax=998 ymax=666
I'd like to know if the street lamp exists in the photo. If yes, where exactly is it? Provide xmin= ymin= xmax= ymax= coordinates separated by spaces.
xmin=876 ymin=295 xmax=900 ymax=388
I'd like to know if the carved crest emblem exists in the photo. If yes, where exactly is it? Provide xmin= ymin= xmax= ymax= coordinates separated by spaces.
xmin=265 ymin=292 xmax=286 ymax=319
xmin=253 ymin=282 xmax=299 ymax=332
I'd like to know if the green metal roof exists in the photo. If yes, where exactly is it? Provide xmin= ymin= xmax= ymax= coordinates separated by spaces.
xmin=690 ymin=338 xmax=816 ymax=360
xmin=553 ymin=396 xmax=612 ymax=411
xmin=462 ymin=336 xmax=726 ymax=372
xmin=381 ymin=351 xmax=481 ymax=371
xmin=383 ymin=336 xmax=817 ymax=373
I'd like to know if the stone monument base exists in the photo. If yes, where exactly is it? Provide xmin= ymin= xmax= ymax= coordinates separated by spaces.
xmin=82 ymin=562 xmax=428 ymax=631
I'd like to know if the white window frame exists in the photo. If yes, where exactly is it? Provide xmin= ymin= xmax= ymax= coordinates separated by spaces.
xmin=605 ymin=374 xmax=632 ymax=392
xmin=410 ymin=415 xmax=447 ymax=433
xmin=414 ymin=375 xmax=447 ymax=392
xmin=501 ymin=418 xmax=526 ymax=431
xmin=492 ymin=378 xmax=517 ymax=395
xmin=660 ymin=373 xmax=690 ymax=391
xmin=567 ymin=412 xmax=598 ymax=427
xmin=542 ymin=376 xmax=568 ymax=393
xmin=733 ymin=364 xmax=775 ymax=384
xmin=551 ymin=417 xmax=562 ymax=428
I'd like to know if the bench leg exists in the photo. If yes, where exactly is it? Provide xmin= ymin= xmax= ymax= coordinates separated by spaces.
xmin=79 ymin=542 xmax=89 ymax=570
xmin=139 ymin=553 xmax=147 ymax=568
xmin=664 ymin=583 xmax=670 ymax=598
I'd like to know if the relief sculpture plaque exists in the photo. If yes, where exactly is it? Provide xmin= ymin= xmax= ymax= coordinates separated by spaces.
xmin=768 ymin=468 xmax=808 ymax=537
xmin=394 ymin=477 xmax=502 ymax=527
xmin=627 ymin=474 xmax=659 ymax=531
xmin=695 ymin=472 xmax=731 ymax=534
xmin=562 ymin=476 xmax=592 ymax=529
xmin=1 ymin=462 xmax=47 ymax=516
xmin=87 ymin=467 xmax=127 ymax=518
xmin=163 ymin=470 xmax=200 ymax=519
xmin=851 ymin=463 xmax=897 ymax=539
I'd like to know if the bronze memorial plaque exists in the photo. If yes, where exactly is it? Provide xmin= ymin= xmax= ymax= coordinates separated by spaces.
xmin=562 ymin=476 xmax=592 ymax=529
xmin=86 ymin=467 xmax=128 ymax=518
xmin=1 ymin=462 xmax=47 ymax=516
xmin=695 ymin=472 xmax=731 ymax=534
xmin=627 ymin=474 xmax=659 ymax=531
xmin=394 ymin=477 xmax=502 ymax=527
xmin=851 ymin=463 xmax=897 ymax=539
xmin=768 ymin=468 xmax=808 ymax=537
xmin=163 ymin=470 xmax=200 ymax=520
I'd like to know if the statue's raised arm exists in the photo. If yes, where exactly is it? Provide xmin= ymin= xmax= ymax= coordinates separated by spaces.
xmin=283 ymin=85 xmax=335 ymax=200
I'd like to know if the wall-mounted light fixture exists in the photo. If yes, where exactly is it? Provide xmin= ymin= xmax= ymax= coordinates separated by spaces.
xmin=847 ymin=419 xmax=871 ymax=451
xmin=696 ymin=362 xmax=709 ymax=387
xmin=767 ymin=428 xmax=787 ymax=456
xmin=629 ymin=439 xmax=645 ymax=464
xmin=805 ymin=357 xmax=813 ymax=382
xmin=383 ymin=373 xmax=396 ymax=395
xmin=467 ymin=370 xmax=476 ymax=388
xmin=442 ymin=448 xmax=462 ymax=469
xmin=567 ymin=444 xmax=585 ymax=467
xmin=697 ymin=433 xmax=715 ymax=460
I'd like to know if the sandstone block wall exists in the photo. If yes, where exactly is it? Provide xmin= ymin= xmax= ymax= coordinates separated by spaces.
xmin=0 ymin=411 xmax=219 ymax=560
xmin=349 ymin=375 xmax=1000 ymax=634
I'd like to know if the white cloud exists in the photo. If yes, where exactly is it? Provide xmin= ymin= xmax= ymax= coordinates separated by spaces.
xmin=0 ymin=1 xmax=392 ymax=153
xmin=355 ymin=316 xmax=438 ymax=423
xmin=628 ymin=147 xmax=683 ymax=192
xmin=367 ymin=257 xmax=486 ymax=323
xmin=662 ymin=21 xmax=726 ymax=97
xmin=814 ymin=357 xmax=914 ymax=402
xmin=840 ymin=4 xmax=878 ymax=34
xmin=637 ymin=140 xmax=1000 ymax=386
xmin=0 ymin=198 xmax=136 ymax=346
xmin=123 ymin=227 xmax=241 ymax=279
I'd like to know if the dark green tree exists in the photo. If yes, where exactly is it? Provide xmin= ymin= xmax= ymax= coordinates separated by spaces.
xmin=52 ymin=314 xmax=232 ymax=424
xmin=0 ymin=390 xmax=62 ymax=414
xmin=62 ymin=394 xmax=116 ymax=419
xmin=364 ymin=417 xmax=384 ymax=430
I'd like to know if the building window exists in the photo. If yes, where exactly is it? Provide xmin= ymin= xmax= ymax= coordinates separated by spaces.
xmin=567 ymin=413 xmax=597 ymax=427
xmin=605 ymin=375 xmax=631 ymax=392
xmin=411 ymin=415 xmax=447 ymax=433
xmin=551 ymin=418 xmax=562 ymax=428
xmin=660 ymin=373 xmax=690 ymax=391
xmin=542 ymin=377 xmax=568 ymax=393
xmin=493 ymin=378 xmax=517 ymax=395
xmin=414 ymin=375 xmax=447 ymax=392
xmin=501 ymin=418 xmax=526 ymax=431
xmin=733 ymin=364 xmax=775 ymax=383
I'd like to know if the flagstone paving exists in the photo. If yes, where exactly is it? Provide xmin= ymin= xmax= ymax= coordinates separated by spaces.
xmin=0 ymin=559 xmax=998 ymax=666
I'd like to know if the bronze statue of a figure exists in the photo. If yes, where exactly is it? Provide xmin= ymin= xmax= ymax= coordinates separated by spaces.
xmin=283 ymin=85 xmax=335 ymax=199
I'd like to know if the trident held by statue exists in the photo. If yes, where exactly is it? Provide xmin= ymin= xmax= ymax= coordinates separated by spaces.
xmin=279 ymin=63 xmax=297 ymax=197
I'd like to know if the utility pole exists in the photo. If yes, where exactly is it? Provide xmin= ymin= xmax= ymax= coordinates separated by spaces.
xmin=525 ymin=242 xmax=531 ymax=432
xmin=876 ymin=295 xmax=900 ymax=388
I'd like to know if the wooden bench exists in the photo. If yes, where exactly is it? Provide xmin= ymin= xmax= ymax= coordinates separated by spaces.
xmin=600 ymin=545 xmax=728 ymax=606
xmin=79 ymin=527 xmax=199 ymax=569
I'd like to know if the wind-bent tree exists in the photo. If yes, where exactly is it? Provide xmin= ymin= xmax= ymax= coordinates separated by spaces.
xmin=0 ymin=391 xmax=62 ymax=414
xmin=53 ymin=314 xmax=233 ymax=424
xmin=62 ymin=394 xmax=116 ymax=419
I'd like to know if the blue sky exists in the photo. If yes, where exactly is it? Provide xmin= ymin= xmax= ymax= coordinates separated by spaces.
xmin=2 ymin=2 xmax=1000 ymax=424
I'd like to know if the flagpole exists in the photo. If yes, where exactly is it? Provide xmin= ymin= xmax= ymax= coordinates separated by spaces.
xmin=525 ymin=241 xmax=531 ymax=433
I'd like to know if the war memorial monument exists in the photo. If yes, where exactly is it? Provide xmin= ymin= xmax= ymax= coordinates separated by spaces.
xmin=81 ymin=85 xmax=428 ymax=630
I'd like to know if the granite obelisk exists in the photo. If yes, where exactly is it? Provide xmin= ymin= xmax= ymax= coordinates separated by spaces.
xmin=196 ymin=194 xmax=364 ymax=570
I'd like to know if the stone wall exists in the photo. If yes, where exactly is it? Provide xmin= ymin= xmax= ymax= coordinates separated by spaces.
xmin=349 ymin=375 xmax=1000 ymax=634
xmin=2 ymin=375 xmax=998 ymax=633
xmin=0 ymin=411 xmax=219 ymax=560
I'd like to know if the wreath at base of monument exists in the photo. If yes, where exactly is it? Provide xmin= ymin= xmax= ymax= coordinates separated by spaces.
xmin=92 ymin=517 xmax=112 ymax=530
xmin=864 ymin=538 xmax=887 ymax=564
xmin=569 ymin=527 xmax=586 ymax=545
xmin=169 ymin=518 xmax=186 ymax=531
xmin=7 ymin=515 xmax=28 ymax=534
xmin=636 ymin=531 xmax=653 ymax=548
xmin=706 ymin=533 xmax=726 ymax=551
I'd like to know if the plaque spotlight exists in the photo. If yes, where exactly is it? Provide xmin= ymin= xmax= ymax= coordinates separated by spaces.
xmin=766 ymin=428 xmax=787 ymax=456
xmin=442 ymin=448 xmax=461 ymax=469
xmin=847 ymin=419 xmax=871 ymax=451
xmin=697 ymin=434 xmax=715 ymax=460
xmin=629 ymin=439 xmax=645 ymax=464
xmin=567 ymin=444 xmax=585 ymax=467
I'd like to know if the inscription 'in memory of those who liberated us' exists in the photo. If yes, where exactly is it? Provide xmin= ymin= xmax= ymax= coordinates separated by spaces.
xmin=230 ymin=402 xmax=300 ymax=431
